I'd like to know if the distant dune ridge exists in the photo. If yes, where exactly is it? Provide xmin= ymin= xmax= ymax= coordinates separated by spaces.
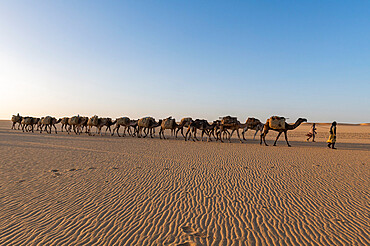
xmin=0 ymin=120 xmax=369 ymax=245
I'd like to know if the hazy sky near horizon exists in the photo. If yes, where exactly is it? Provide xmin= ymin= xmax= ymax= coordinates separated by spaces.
xmin=1 ymin=1 xmax=369 ymax=123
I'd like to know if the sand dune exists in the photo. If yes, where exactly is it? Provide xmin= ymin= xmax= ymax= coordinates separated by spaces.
xmin=0 ymin=120 xmax=369 ymax=245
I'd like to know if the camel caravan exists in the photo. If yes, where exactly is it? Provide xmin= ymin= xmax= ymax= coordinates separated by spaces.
xmin=11 ymin=113 xmax=307 ymax=146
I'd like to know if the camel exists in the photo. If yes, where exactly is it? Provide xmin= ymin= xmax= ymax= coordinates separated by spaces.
xmin=185 ymin=119 xmax=217 ymax=142
xmin=241 ymin=118 xmax=264 ymax=140
xmin=175 ymin=117 xmax=192 ymax=138
xmin=137 ymin=117 xmax=162 ymax=138
xmin=87 ymin=116 xmax=114 ymax=136
xmin=144 ymin=119 xmax=162 ymax=138
xmin=216 ymin=116 xmax=244 ymax=143
xmin=103 ymin=118 xmax=115 ymax=135
xmin=60 ymin=117 xmax=70 ymax=132
xmin=36 ymin=117 xmax=44 ymax=131
xmin=21 ymin=117 xmax=39 ymax=132
xmin=11 ymin=114 xmax=23 ymax=130
xmin=111 ymin=117 xmax=131 ymax=137
xmin=40 ymin=116 xmax=62 ymax=134
xmin=94 ymin=117 xmax=114 ymax=135
xmin=159 ymin=117 xmax=178 ymax=139
xmin=86 ymin=115 xmax=100 ymax=136
xmin=260 ymin=117 xmax=307 ymax=147
xmin=67 ymin=116 xmax=88 ymax=134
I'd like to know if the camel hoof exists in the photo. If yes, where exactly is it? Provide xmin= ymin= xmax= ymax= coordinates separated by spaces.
xmin=288 ymin=145 xmax=291 ymax=147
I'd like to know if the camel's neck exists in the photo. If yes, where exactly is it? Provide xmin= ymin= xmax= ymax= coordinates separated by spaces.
xmin=287 ymin=120 xmax=303 ymax=130
xmin=239 ymin=123 xmax=248 ymax=128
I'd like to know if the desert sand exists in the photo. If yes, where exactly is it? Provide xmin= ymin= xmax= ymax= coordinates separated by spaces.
xmin=0 ymin=120 xmax=369 ymax=245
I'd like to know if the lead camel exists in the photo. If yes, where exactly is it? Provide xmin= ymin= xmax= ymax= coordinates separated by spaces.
xmin=260 ymin=117 xmax=307 ymax=147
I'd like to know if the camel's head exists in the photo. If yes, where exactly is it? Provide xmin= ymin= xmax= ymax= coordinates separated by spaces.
xmin=298 ymin=118 xmax=308 ymax=123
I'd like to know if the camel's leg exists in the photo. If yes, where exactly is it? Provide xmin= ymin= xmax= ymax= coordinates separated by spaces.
xmin=143 ymin=128 xmax=149 ymax=138
xmin=273 ymin=132 xmax=282 ymax=146
xmin=159 ymin=128 xmax=163 ymax=139
xmin=11 ymin=122 xmax=15 ymax=130
xmin=106 ymin=126 xmax=112 ymax=135
xmin=188 ymin=127 xmax=194 ymax=142
xmin=253 ymin=129 xmax=259 ymax=140
xmin=229 ymin=129 xmax=235 ymax=143
xmin=53 ymin=124 xmax=57 ymax=134
xmin=111 ymin=126 xmax=116 ymax=136
xmin=193 ymin=128 xmax=199 ymax=141
xmin=236 ymin=129 xmax=243 ymax=143
xmin=242 ymin=128 xmax=247 ymax=141
xmin=116 ymin=125 xmax=121 ymax=137
xmin=263 ymin=132 xmax=268 ymax=146
xmin=145 ymin=128 xmax=151 ymax=138
xmin=284 ymin=131 xmax=291 ymax=147
xmin=260 ymin=129 xmax=269 ymax=146
xmin=184 ymin=126 xmax=191 ymax=141
xmin=132 ymin=127 xmax=138 ymax=137
xmin=122 ymin=126 xmax=127 ymax=137
xmin=218 ymin=129 xmax=224 ymax=143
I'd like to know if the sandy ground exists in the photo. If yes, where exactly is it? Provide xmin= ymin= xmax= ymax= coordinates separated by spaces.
xmin=0 ymin=120 xmax=369 ymax=245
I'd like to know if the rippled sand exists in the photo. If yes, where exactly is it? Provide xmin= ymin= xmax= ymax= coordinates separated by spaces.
xmin=0 ymin=120 xmax=369 ymax=245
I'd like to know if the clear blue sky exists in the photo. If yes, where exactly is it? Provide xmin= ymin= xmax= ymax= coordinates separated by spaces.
xmin=1 ymin=1 xmax=369 ymax=123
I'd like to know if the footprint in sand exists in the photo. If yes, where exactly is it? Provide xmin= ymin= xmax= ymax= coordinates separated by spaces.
xmin=177 ymin=242 xmax=196 ymax=246
xmin=112 ymin=167 xmax=119 ymax=170
xmin=181 ymin=226 xmax=196 ymax=234
xmin=50 ymin=169 xmax=59 ymax=172
xmin=88 ymin=167 xmax=96 ymax=170
xmin=69 ymin=168 xmax=76 ymax=171
xmin=164 ymin=167 xmax=170 ymax=170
